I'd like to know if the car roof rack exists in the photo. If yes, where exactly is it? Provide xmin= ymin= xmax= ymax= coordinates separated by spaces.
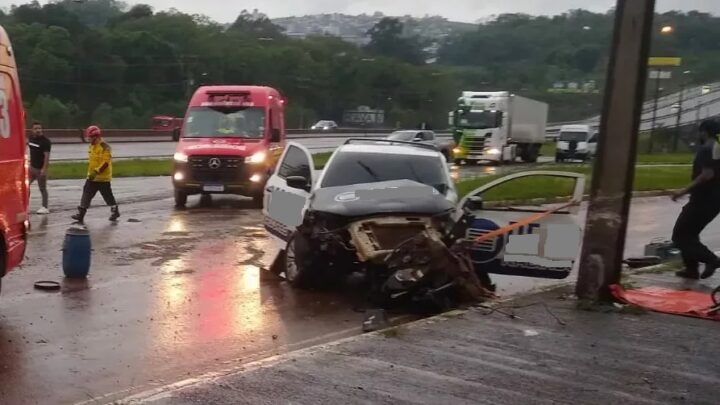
xmin=343 ymin=138 xmax=439 ymax=151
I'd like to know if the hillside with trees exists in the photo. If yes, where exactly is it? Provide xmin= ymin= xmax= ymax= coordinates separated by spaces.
xmin=1 ymin=1 xmax=717 ymax=129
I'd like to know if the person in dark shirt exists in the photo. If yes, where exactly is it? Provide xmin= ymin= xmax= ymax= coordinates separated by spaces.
xmin=27 ymin=121 xmax=51 ymax=214
xmin=671 ymin=119 xmax=720 ymax=279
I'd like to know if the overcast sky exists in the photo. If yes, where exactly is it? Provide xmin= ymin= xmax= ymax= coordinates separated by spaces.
xmin=12 ymin=0 xmax=720 ymax=23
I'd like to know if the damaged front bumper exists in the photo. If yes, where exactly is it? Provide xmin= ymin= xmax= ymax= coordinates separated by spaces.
xmin=346 ymin=216 xmax=494 ymax=304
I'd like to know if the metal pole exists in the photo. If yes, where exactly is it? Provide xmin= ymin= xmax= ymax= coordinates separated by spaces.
xmin=674 ymin=81 xmax=685 ymax=152
xmin=576 ymin=0 xmax=656 ymax=302
xmin=648 ymin=70 xmax=661 ymax=154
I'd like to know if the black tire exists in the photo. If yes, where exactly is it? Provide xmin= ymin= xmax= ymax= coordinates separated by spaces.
xmin=441 ymin=150 xmax=450 ymax=162
xmin=199 ymin=193 xmax=212 ymax=207
xmin=174 ymin=190 xmax=187 ymax=208
xmin=270 ymin=250 xmax=286 ymax=276
xmin=453 ymin=159 xmax=463 ymax=166
xmin=284 ymin=232 xmax=318 ymax=289
xmin=251 ymin=192 xmax=264 ymax=209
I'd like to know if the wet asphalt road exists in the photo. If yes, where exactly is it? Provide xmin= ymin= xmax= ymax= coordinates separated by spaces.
xmin=2 ymin=177 xmax=719 ymax=404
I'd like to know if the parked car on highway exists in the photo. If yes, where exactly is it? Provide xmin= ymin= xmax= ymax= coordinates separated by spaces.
xmin=387 ymin=130 xmax=454 ymax=161
xmin=311 ymin=120 xmax=338 ymax=131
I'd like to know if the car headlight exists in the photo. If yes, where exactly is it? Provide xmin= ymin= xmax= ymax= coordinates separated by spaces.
xmin=245 ymin=151 xmax=267 ymax=164
xmin=487 ymin=148 xmax=501 ymax=155
xmin=173 ymin=152 xmax=188 ymax=162
xmin=453 ymin=147 xmax=463 ymax=155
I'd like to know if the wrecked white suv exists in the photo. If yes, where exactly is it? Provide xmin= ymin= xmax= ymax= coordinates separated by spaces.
xmin=263 ymin=138 xmax=584 ymax=307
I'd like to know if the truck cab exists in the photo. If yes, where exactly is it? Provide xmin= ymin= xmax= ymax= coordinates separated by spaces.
xmin=0 ymin=25 xmax=29 ymax=293
xmin=555 ymin=124 xmax=596 ymax=162
xmin=172 ymin=86 xmax=286 ymax=208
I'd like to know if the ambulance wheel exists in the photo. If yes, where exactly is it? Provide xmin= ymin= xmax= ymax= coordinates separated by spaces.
xmin=174 ymin=190 xmax=187 ymax=208
xmin=251 ymin=192 xmax=264 ymax=209
xmin=199 ymin=193 xmax=212 ymax=207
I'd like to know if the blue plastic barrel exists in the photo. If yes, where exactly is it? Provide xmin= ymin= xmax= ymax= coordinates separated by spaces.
xmin=62 ymin=227 xmax=92 ymax=278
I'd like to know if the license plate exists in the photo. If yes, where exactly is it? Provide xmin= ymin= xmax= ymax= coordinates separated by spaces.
xmin=203 ymin=185 xmax=224 ymax=192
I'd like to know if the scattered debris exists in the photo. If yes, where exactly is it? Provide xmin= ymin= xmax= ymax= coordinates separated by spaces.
xmin=523 ymin=329 xmax=540 ymax=337
xmin=362 ymin=309 xmax=389 ymax=333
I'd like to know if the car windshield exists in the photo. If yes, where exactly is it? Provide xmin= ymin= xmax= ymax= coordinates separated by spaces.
xmin=321 ymin=151 xmax=449 ymax=192
xmin=182 ymin=107 xmax=265 ymax=138
xmin=559 ymin=131 xmax=589 ymax=142
xmin=456 ymin=111 xmax=501 ymax=129
xmin=388 ymin=131 xmax=418 ymax=141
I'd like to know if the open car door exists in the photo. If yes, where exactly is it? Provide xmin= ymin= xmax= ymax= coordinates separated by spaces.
xmin=263 ymin=142 xmax=316 ymax=244
xmin=456 ymin=171 xmax=585 ymax=279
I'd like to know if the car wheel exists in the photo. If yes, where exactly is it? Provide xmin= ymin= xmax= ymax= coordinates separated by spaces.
xmin=174 ymin=190 xmax=187 ymax=208
xmin=200 ymin=193 xmax=212 ymax=207
xmin=285 ymin=232 xmax=317 ymax=289
xmin=251 ymin=192 xmax=264 ymax=209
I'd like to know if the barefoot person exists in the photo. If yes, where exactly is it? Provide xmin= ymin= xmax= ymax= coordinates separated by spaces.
xmin=71 ymin=125 xmax=120 ymax=223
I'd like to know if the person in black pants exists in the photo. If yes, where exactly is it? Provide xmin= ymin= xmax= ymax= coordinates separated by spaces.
xmin=71 ymin=125 xmax=120 ymax=224
xmin=671 ymin=119 xmax=720 ymax=280
xmin=27 ymin=121 xmax=52 ymax=214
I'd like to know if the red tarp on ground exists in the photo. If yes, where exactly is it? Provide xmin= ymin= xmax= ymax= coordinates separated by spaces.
xmin=611 ymin=285 xmax=720 ymax=321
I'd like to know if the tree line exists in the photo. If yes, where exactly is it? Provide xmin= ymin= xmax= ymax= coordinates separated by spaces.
xmin=1 ymin=1 xmax=717 ymax=129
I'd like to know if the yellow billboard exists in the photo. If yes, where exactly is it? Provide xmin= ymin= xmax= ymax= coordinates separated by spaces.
xmin=648 ymin=57 xmax=682 ymax=67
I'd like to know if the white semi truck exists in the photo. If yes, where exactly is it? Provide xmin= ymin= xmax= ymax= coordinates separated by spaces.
xmin=449 ymin=91 xmax=548 ymax=164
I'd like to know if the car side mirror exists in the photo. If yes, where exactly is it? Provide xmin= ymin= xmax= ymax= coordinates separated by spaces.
xmin=286 ymin=176 xmax=310 ymax=191
xmin=271 ymin=128 xmax=281 ymax=143
xmin=465 ymin=195 xmax=484 ymax=211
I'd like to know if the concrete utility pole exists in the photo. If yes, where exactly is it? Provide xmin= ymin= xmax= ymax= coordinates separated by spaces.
xmin=576 ymin=0 xmax=656 ymax=301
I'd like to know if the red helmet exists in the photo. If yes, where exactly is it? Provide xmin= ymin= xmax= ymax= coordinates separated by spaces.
xmin=85 ymin=125 xmax=102 ymax=138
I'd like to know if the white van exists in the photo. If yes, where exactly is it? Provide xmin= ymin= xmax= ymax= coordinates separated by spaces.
xmin=555 ymin=124 xmax=597 ymax=162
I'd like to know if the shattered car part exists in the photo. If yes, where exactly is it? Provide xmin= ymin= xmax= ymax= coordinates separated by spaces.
xmin=348 ymin=216 xmax=440 ymax=264
xmin=349 ymin=216 xmax=495 ymax=304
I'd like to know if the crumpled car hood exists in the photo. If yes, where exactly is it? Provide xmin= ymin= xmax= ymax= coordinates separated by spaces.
xmin=309 ymin=179 xmax=454 ymax=218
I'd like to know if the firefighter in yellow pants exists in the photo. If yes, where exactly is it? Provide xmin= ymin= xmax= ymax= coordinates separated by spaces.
xmin=71 ymin=125 xmax=120 ymax=224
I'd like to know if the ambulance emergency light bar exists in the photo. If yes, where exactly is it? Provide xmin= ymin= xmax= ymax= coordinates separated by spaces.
xmin=201 ymin=91 xmax=254 ymax=107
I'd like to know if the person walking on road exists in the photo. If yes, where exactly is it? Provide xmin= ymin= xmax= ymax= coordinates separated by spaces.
xmin=28 ymin=121 xmax=51 ymax=214
xmin=71 ymin=125 xmax=120 ymax=224
xmin=671 ymin=119 xmax=720 ymax=280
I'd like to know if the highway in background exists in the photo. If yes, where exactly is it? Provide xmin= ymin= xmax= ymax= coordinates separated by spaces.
xmin=50 ymin=133 xmax=455 ymax=161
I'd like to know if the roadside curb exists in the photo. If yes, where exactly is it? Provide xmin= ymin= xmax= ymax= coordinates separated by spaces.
xmin=113 ymin=281 xmax=575 ymax=404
